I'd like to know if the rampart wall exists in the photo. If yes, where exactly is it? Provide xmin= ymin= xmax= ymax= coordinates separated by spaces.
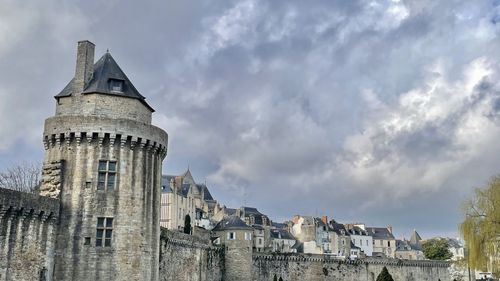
xmin=159 ymin=229 xmax=224 ymax=281
xmin=0 ymin=188 xmax=59 ymax=281
xmin=253 ymin=253 xmax=451 ymax=281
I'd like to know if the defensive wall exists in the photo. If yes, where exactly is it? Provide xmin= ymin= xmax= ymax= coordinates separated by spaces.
xmin=253 ymin=253 xmax=451 ymax=281
xmin=0 ymin=188 xmax=59 ymax=281
xmin=159 ymin=228 xmax=224 ymax=281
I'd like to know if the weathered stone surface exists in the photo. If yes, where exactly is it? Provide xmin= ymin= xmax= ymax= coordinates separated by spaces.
xmin=40 ymin=160 xmax=64 ymax=199
xmin=252 ymin=253 xmax=451 ymax=281
xmin=159 ymin=229 xmax=224 ymax=281
xmin=0 ymin=188 xmax=59 ymax=281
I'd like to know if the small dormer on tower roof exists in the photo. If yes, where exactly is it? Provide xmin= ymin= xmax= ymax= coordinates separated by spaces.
xmin=56 ymin=40 xmax=154 ymax=112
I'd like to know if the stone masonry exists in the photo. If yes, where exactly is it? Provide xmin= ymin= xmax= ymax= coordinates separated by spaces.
xmin=0 ymin=188 xmax=59 ymax=281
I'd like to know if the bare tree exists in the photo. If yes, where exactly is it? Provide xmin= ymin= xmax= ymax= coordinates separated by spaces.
xmin=0 ymin=162 xmax=41 ymax=193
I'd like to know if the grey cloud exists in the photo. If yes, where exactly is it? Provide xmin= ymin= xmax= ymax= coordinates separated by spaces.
xmin=1 ymin=0 xmax=499 ymax=238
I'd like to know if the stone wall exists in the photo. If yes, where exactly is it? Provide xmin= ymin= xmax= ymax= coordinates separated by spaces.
xmin=159 ymin=229 xmax=224 ymax=281
xmin=0 ymin=188 xmax=59 ymax=281
xmin=252 ymin=253 xmax=451 ymax=281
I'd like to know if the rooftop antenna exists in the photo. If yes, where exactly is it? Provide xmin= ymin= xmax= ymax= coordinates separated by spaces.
xmin=243 ymin=186 xmax=247 ymax=207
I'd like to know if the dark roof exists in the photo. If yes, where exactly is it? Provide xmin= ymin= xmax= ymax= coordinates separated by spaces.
xmin=242 ymin=206 xmax=262 ymax=215
xmin=56 ymin=52 xmax=154 ymax=111
xmin=348 ymin=226 xmax=369 ymax=236
xmin=396 ymin=239 xmax=422 ymax=251
xmin=212 ymin=215 xmax=252 ymax=231
xmin=225 ymin=208 xmax=237 ymax=216
xmin=329 ymin=222 xmax=349 ymax=236
xmin=196 ymin=184 xmax=214 ymax=201
xmin=271 ymin=222 xmax=287 ymax=229
xmin=161 ymin=185 xmax=173 ymax=193
xmin=366 ymin=227 xmax=395 ymax=240
xmin=270 ymin=229 xmax=295 ymax=240
xmin=410 ymin=230 xmax=422 ymax=245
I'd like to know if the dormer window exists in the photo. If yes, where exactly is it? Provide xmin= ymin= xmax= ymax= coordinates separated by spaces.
xmin=109 ymin=79 xmax=124 ymax=93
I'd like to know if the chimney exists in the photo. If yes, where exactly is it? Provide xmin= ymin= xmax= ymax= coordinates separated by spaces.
xmin=387 ymin=225 xmax=393 ymax=234
xmin=74 ymin=40 xmax=95 ymax=92
xmin=321 ymin=216 xmax=328 ymax=225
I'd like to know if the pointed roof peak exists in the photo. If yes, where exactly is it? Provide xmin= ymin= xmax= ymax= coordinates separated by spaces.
xmin=56 ymin=51 xmax=154 ymax=112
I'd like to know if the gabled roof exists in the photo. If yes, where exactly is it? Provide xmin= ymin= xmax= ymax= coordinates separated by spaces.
xmin=212 ymin=215 xmax=252 ymax=231
xmin=410 ymin=230 xmax=422 ymax=245
xmin=196 ymin=183 xmax=214 ymax=201
xmin=366 ymin=227 xmax=395 ymax=240
xmin=56 ymin=52 xmax=154 ymax=111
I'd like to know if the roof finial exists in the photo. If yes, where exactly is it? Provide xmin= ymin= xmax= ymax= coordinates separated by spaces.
xmin=106 ymin=48 xmax=109 ymax=53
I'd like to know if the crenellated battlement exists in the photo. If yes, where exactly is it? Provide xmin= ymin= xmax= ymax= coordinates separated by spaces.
xmin=43 ymin=115 xmax=167 ymax=159
xmin=253 ymin=253 xmax=450 ymax=268
xmin=160 ymin=228 xmax=223 ymax=252
xmin=0 ymin=188 xmax=59 ymax=222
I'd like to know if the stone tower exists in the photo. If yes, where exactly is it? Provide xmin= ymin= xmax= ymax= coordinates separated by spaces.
xmin=40 ymin=41 xmax=168 ymax=281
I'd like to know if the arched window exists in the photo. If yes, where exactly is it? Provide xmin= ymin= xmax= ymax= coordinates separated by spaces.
xmin=273 ymin=274 xmax=277 ymax=281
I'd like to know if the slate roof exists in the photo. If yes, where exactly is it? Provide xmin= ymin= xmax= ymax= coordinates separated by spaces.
xmin=329 ymin=222 xmax=349 ymax=236
xmin=396 ymin=239 xmax=422 ymax=251
xmin=241 ymin=206 xmax=270 ymax=225
xmin=242 ymin=207 xmax=262 ymax=215
xmin=270 ymin=229 xmax=295 ymax=240
xmin=160 ymin=175 xmax=174 ymax=193
xmin=212 ymin=215 xmax=252 ymax=231
xmin=366 ymin=227 xmax=395 ymax=239
xmin=348 ymin=226 xmax=369 ymax=236
xmin=410 ymin=230 xmax=422 ymax=245
xmin=196 ymin=184 xmax=214 ymax=201
xmin=225 ymin=208 xmax=237 ymax=216
xmin=271 ymin=222 xmax=287 ymax=229
xmin=56 ymin=52 xmax=154 ymax=111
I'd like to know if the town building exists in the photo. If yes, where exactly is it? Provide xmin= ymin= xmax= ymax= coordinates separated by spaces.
xmin=329 ymin=220 xmax=351 ymax=257
xmin=366 ymin=226 xmax=397 ymax=258
xmin=160 ymin=169 xmax=217 ymax=230
xmin=395 ymin=230 xmax=425 ymax=260
xmin=270 ymin=229 xmax=297 ymax=253
xmin=345 ymin=223 xmax=374 ymax=256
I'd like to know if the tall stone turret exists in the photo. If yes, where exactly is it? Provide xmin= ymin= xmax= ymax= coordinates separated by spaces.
xmin=40 ymin=40 xmax=167 ymax=281
xmin=212 ymin=215 xmax=253 ymax=281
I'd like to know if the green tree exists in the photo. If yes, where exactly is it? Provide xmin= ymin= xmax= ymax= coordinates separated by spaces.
xmin=0 ymin=162 xmax=41 ymax=193
xmin=376 ymin=266 xmax=394 ymax=281
xmin=422 ymin=239 xmax=453 ymax=260
xmin=460 ymin=176 xmax=500 ymax=276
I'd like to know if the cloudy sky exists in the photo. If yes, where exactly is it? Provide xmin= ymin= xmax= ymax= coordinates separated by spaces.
xmin=1 ymin=0 xmax=499 ymax=239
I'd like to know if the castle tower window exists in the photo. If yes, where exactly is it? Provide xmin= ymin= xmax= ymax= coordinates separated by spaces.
xmin=109 ymin=79 xmax=124 ymax=93
xmin=97 ymin=160 xmax=117 ymax=190
xmin=96 ymin=217 xmax=113 ymax=247
xmin=227 ymin=232 xmax=236 ymax=240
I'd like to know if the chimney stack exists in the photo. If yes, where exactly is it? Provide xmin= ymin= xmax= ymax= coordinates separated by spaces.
xmin=321 ymin=216 xmax=328 ymax=225
xmin=74 ymin=40 xmax=95 ymax=92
